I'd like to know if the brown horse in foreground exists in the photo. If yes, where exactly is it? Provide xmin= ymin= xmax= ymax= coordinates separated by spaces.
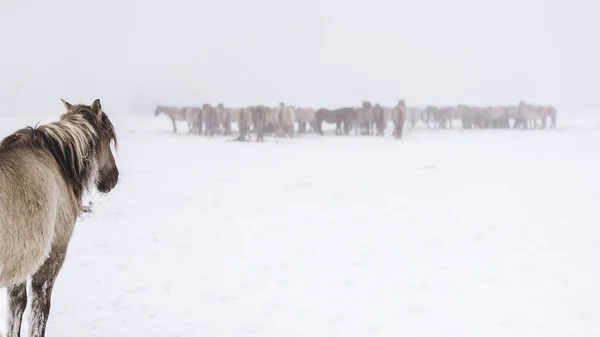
xmin=0 ymin=99 xmax=119 ymax=337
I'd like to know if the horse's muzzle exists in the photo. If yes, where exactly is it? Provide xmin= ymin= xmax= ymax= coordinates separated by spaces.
xmin=97 ymin=168 xmax=119 ymax=193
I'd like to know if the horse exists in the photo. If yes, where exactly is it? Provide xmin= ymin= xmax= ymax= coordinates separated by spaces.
xmin=274 ymin=103 xmax=295 ymax=138
xmin=356 ymin=101 xmax=375 ymax=135
xmin=202 ymin=104 xmax=219 ymax=137
xmin=216 ymin=103 xmax=232 ymax=136
xmin=391 ymin=100 xmax=407 ymax=139
xmin=181 ymin=106 xmax=203 ymax=134
xmin=154 ymin=105 xmax=185 ymax=133
xmin=251 ymin=105 xmax=268 ymax=142
xmin=232 ymin=107 xmax=252 ymax=141
xmin=458 ymin=105 xmax=477 ymax=129
xmin=421 ymin=106 xmax=438 ymax=128
xmin=437 ymin=107 xmax=456 ymax=129
xmin=406 ymin=107 xmax=420 ymax=129
xmin=504 ymin=106 xmax=522 ymax=129
xmin=295 ymin=108 xmax=316 ymax=133
xmin=314 ymin=107 xmax=356 ymax=135
xmin=0 ymin=99 xmax=119 ymax=337
xmin=372 ymin=104 xmax=386 ymax=136
xmin=518 ymin=100 xmax=546 ymax=129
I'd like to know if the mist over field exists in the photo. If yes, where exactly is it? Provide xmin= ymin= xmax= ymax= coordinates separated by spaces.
xmin=2 ymin=1 xmax=600 ymax=337
xmin=1 ymin=0 xmax=599 ymax=116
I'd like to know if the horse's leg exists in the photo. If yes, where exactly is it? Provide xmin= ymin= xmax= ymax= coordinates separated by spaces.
xmin=171 ymin=119 xmax=177 ymax=133
xmin=226 ymin=121 xmax=232 ymax=136
xmin=541 ymin=116 xmax=547 ymax=129
xmin=29 ymin=246 xmax=67 ymax=337
xmin=6 ymin=282 xmax=27 ymax=337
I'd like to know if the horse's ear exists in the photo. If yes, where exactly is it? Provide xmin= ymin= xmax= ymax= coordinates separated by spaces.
xmin=61 ymin=99 xmax=72 ymax=110
xmin=91 ymin=99 xmax=102 ymax=119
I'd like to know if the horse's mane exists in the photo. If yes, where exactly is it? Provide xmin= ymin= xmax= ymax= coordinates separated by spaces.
xmin=0 ymin=104 xmax=116 ymax=197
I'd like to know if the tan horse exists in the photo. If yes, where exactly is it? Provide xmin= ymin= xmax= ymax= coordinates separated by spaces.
xmin=275 ymin=103 xmax=295 ymax=138
xmin=154 ymin=105 xmax=186 ymax=133
xmin=357 ymin=101 xmax=375 ymax=135
xmin=202 ymin=104 xmax=219 ymax=137
xmin=233 ymin=107 xmax=252 ymax=141
xmin=251 ymin=105 xmax=268 ymax=142
xmin=0 ymin=99 xmax=119 ymax=337
xmin=295 ymin=107 xmax=316 ymax=133
xmin=216 ymin=103 xmax=232 ymax=136
xmin=392 ymin=100 xmax=407 ymax=139
xmin=181 ymin=106 xmax=203 ymax=134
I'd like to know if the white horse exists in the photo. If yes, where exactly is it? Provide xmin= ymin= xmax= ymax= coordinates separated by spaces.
xmin=154 ymin=105 xmax=186 ymax=132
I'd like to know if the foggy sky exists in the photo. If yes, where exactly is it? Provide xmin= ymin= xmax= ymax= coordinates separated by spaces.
xmin=0 ymin=0 xmax=598 ymax=116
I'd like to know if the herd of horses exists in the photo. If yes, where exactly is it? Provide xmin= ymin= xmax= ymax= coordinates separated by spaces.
xmin=0 ymin=99 xmax=119 ymax=337
xmin=155 ymin=100 xmax=559 ymax=141
xmin=0 ymin=97 xmax=559 ymax=337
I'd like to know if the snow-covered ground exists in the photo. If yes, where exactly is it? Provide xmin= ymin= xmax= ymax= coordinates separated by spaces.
xmin=2 ymin=112 xmax=600 ymax=337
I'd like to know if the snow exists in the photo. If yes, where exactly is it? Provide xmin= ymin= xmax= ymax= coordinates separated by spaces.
xmin=2 ymin=112 xmax=600 ymax=337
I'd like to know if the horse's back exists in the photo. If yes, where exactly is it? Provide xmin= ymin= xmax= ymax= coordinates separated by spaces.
xmin=318 ymin=107 xmax=355 ymax=123
xmin=0 ymin=148 xmax=75 ymax=287
xmin=182 ymin=107 xmax=202 ymax=124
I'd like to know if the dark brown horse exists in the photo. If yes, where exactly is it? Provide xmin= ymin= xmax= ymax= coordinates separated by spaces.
xmin=315 ymin=107 xmax=357 ymax=135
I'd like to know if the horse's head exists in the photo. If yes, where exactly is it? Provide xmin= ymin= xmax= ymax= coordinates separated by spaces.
xmin=62 ymin=99 xmax=119 ymax=193
xmin=154 ymin=106 xmax=162 ymax=116
xmin=397 ymin=99 xmax=406 ymax=107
